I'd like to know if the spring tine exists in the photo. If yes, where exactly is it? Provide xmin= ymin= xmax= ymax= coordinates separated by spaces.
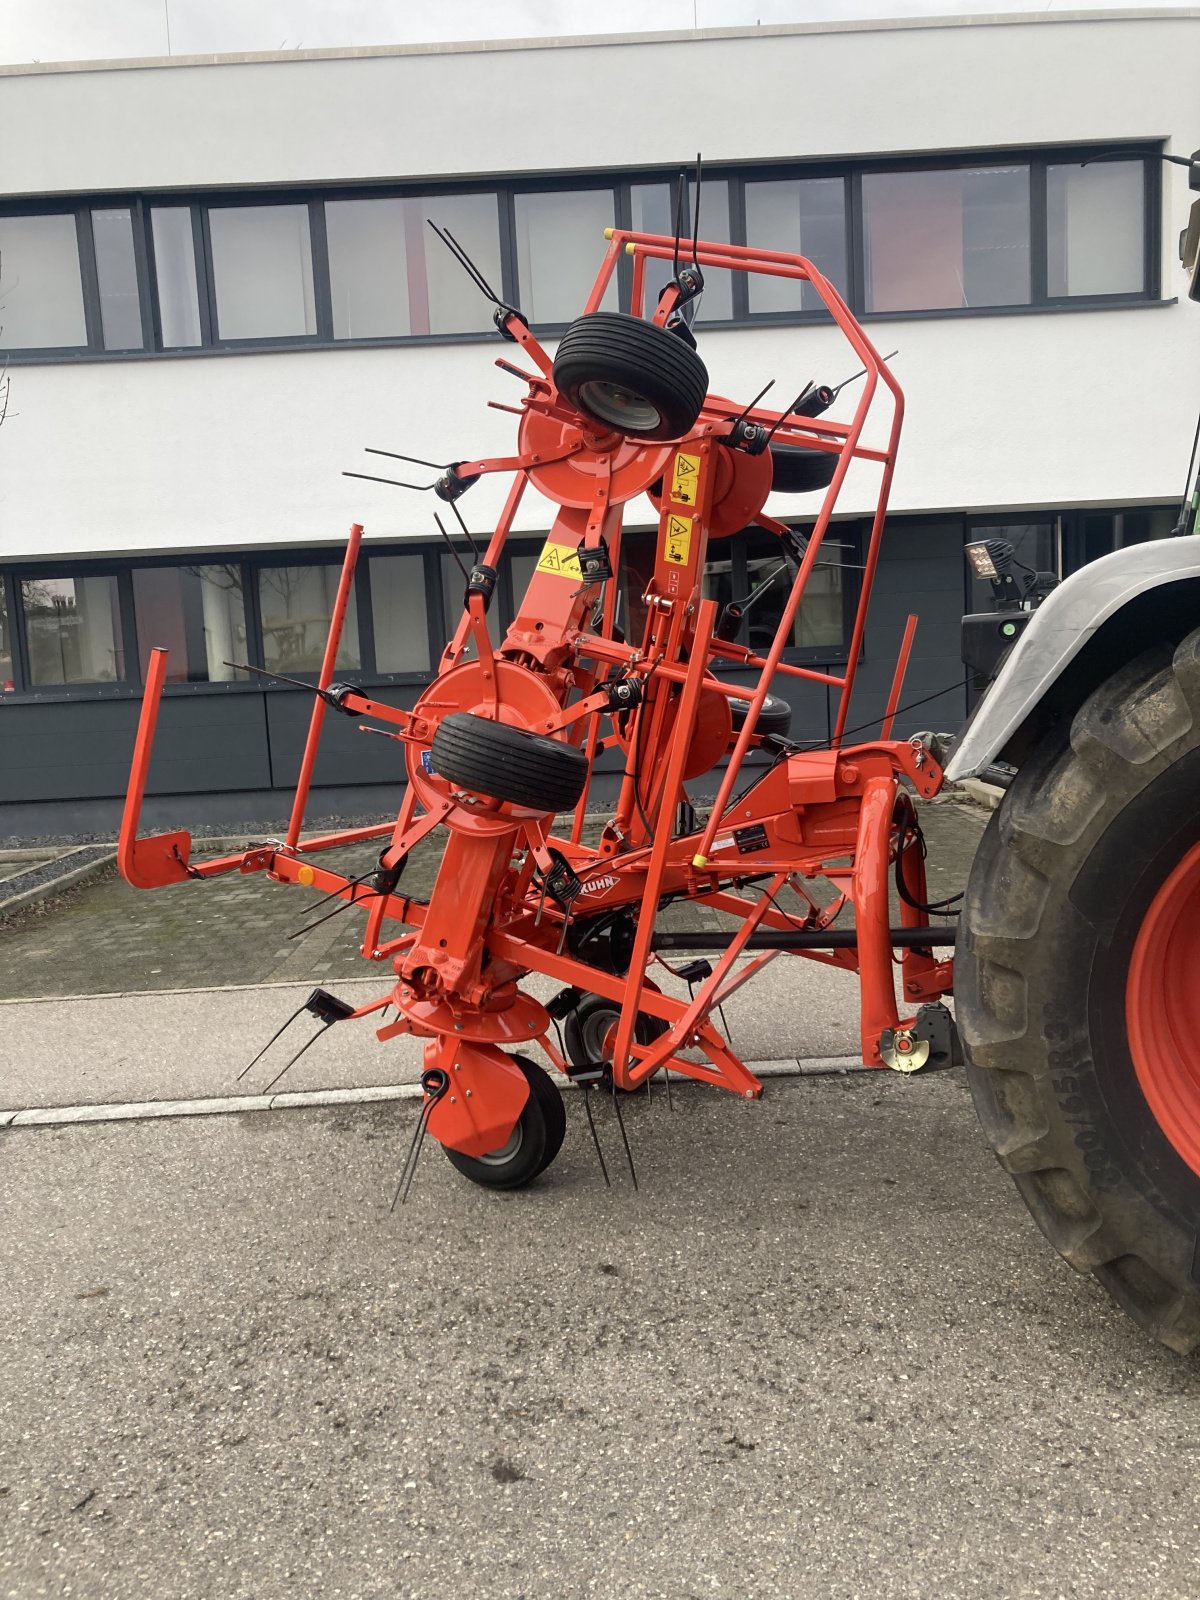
xmin=391 ymin=1099 xmax=434 ymax=1211
xmin=581 ymin=1085 xmax=611 ymax=1189
xmin=718 ymin=1003 xmax=731 ymax=1040
xmin=664 ymin=1067 xmax=673 ymax=1113
xmin=260 ymin=1023 xmax=330 ymax=1094
xmin=391 ymin=1069 xmax=450 ymax=1210
xmin=610 ymin=1087 xmax=638 ymax=1192
xmin=237 ymin=1000 xmax=309 ymax=1081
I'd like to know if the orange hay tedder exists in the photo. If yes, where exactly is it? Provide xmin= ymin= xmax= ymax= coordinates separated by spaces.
xmin=119 ymin=181 xmax=959 ymax=1195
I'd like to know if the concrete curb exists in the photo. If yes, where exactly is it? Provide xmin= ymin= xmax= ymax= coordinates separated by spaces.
xmin=0 ymin=847 xmax=117 ymax=920
xmin=0 ymin=1056 xmax=868 ymax=1129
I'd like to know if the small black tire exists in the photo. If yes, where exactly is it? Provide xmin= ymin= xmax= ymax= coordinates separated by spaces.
xmin=770 ymin=445 xmax=838 ymax=495
xmin=430 ymin=713 xmax=587 ymax=813
xmin=728 ymin=692 xmax=792 ymax=740
xmin=552 ymin=312 xmax=709 ymax=441
xmin=563 ymin=991 xmax=669 ymax=1069
xmin=957 ymin=632 xmax=1200 ymax=1353
xmin=442 ymin=1055 xmax=566 ymax=1190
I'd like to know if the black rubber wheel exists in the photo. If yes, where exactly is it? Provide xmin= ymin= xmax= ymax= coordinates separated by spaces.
xmin=728 ymin=692 xmax=792 ymax=740
xmin=552 ymin=312 xmax=709 ymax=442
xmin=563 ymin=991 xmax=669 ymax=1069
xmin=769 ymin=445 xmax=838 ymax=495
xmin=430 ymin=712 xmax=587 ymax=813
xmin=957 ymin=633 xmax=1200 ymax=1352
xmin=442 ymin=1055 xmax=566 ymax=1190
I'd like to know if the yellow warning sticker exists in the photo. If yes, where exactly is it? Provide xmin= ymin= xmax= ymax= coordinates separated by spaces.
xmin=670 ymin=451 xmax=701 ymax=506
xmin=663 ymin=514 xmax=693 ymax=566
xmin=534 ymin=540 xmax=583 ymax=578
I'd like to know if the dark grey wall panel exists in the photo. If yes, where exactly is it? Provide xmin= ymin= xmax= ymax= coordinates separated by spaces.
xmin=0 ymin=692 xmax=270 ymax=803
xmin=264 ymin=683 xmax=420 ymax=790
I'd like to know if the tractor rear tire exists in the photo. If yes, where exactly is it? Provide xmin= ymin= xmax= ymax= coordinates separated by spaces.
xmin=442 ymin=1055 xmax=566 ymax=1189
xmin=430 ymin=712 xmax=588 ymax=813
xmin=956 ymin=632 xmax=1200 ymax=1352
xmin=552 ymin=312 xmax=709 ymax=442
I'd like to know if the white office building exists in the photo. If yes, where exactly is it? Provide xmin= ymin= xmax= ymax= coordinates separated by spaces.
xmin=0 ymin=8 xmax=1196 ymax=831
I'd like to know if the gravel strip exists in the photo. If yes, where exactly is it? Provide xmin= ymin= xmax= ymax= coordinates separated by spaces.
xmin=0 ymin=844 xmax=115 ymax=907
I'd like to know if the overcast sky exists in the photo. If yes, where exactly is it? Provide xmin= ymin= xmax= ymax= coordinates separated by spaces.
xmin=0 ymin=0 xmax=1193 ymax=64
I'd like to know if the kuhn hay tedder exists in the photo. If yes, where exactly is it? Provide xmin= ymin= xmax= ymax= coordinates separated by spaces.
xmin=118 ymin=165 xmax=1200 ymax=1353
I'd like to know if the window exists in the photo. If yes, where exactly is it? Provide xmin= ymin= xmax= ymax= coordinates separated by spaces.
xmin=133 ymin=565 xmax=248 ymax=683
xmin=0 ymin=147 xmax=1158 ymax=361
xmin=0 ymin=583 xmax=13 ymax=692
xmin=743 ymin=528 xmax=846 ymax=652
xmin=258 ymin=565 xmax=360 ymax=673
xmin=151 ymin=207 xmax=202 ymax=347
xmin=91 ymin=208 xmax=143 ymax=351
xmin=21 ymin=575 xmax=125 ymax=685
xmin=208 ymin=204 xmax=316 ymax=341
xmin=629 ymin=180 xmax=734 ymax=321
xmin=370 ymin=552 xmax=431 ymax=672
xmin=744 ymin=177 xmax=847 ymax=314
xmin=1047 ymin=160 xmax=1145 ymax=298
xmin=326 ymin=192 xmax=501 ymax=338
xmin=513 ymin=189 xmax=618 ymax=324
xmin=0 ymin=214 xmax=87 ymax=349
xmin=862 ymin=165 xmax=1030 ymax=313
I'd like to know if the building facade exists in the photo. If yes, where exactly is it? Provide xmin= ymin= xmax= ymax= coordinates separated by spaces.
xmin=0 ymin=10 xmax=1197 ymax=833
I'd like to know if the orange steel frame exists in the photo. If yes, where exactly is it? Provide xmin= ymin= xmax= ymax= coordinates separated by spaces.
xmin=118 ymin=229 xmax=952 ymax=1159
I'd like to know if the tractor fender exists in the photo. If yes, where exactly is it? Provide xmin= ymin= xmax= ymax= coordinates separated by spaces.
xmin=945 ymin=537 xmax=1200 ymax=781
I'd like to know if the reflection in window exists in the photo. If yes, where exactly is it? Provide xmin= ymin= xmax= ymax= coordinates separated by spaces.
xmin=0 ymin=584 xmax=13 ymax=692
xmin=258 ymin=566 xmax=360 ymax=673
xmin=1047 ymin=160 xmax=1144 ymax=297
xmin=507 ymin=549 xmax=540 ymax=624
xmin=513 ymin=189 xmax=618 ymax=324
xmin=151 ymin=207 xmax=202 ymax=347
xmin=370 ymin=552 xmax=430 ymax=672
xmin=862 ymin=166 xmax=1030 ymax=312
xmin=326 ymin=192 xmax=501 ymax=338
xmin=744 ymin=529 xmax=845 ymax=651
xmin=21 ymin=575 xmax=125 ymax=684
xmin=0 ymin=214 xmax=87 ymax=349
xmin=133 ymin=565 xmax=248 ymax=683
xmin=209 ymin=205 xmax=316 ymax=340
xmin=92 ymin=208 xmax=143 ymax=350
xmin=629 ymin=180 xmax=734 ymax=321
xmin=744 ymin=178 xmax=848 ymax=314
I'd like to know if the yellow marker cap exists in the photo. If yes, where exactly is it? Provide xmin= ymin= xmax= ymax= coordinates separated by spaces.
xmin=625 ymin=242 xmax=636 ymax=255
xmin=603 ymin=227 xmax=614 ymax=240
xmin=691 ymin=854 xmax=708 ymax=869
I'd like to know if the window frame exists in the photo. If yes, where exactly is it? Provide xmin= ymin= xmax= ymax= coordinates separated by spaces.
xmin=0 ymin=142 xmax=1162 ymax=365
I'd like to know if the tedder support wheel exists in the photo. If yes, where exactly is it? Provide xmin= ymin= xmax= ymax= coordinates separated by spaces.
xmin=769 ymin=444 xmax=839 ymax=495
xmin=957 ymin=632 xmax=1200 ymax=1352
xmin=552 ymin=312 xmax=709 ymax=442
xmin=442 ymin=1055 xmax=566 ymax=1190
xmin=729 ymin=692 xmax=792 ymax=740
xmin=563 ymin=991 xmax=669 ymax=1069
xmin=431 ymin=712 xmax=588 ymax=813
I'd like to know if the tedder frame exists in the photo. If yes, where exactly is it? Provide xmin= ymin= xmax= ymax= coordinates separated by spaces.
xmin=118 ymin=216 xmax=958 ymax=1191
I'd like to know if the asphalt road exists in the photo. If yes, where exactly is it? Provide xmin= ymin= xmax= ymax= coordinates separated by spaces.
xmin=3 ymin=1071 xmax=1198 ymax=1600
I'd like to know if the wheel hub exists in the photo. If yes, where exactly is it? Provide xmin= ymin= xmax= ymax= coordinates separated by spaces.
xmin=1126 ymin=839 xmax=1200 ymax=1178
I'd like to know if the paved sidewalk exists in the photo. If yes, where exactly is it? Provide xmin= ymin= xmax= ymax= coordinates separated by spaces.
xmin=0 ymin=801 xmax=984 ymax=1116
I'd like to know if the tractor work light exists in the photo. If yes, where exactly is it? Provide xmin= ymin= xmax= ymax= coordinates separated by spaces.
xmin=965 ymin=539 xmax=1015 ymax=579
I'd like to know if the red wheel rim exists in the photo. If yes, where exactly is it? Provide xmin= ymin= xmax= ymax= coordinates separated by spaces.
xmin=1126 ymin=839 xmax=1200 ymax=1178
